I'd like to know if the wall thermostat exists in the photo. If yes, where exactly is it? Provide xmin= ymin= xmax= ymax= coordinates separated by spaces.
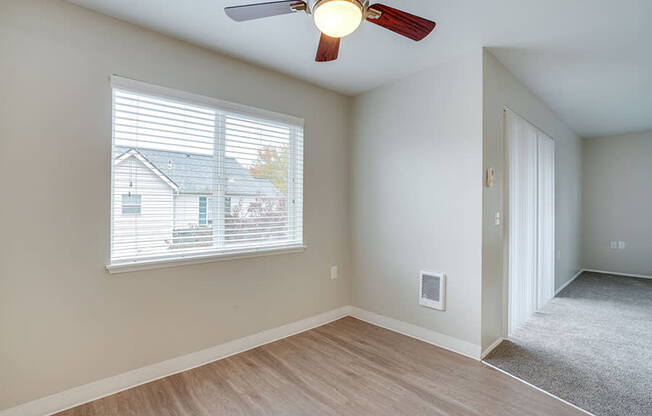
xmin=485 ymin=167 xmax=495 ymax=187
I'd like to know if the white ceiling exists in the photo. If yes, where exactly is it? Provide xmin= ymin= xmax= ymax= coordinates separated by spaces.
xmin=67 ymin=0 xmax=652 ymax=138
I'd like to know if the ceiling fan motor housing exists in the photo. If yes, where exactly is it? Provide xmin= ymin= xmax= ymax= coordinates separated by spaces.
xmin=309 ymin=0 xmax=372 ymax=16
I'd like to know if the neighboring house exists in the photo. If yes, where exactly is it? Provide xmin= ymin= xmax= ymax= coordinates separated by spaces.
xmin=112 ymin=147 xmax=282 ymax=260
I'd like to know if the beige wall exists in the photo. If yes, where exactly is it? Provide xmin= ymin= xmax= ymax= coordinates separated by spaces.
xmin=481 ymin=50 xmax=583 ymax=350
xmin=0 ymin=0 xmax=351 ymax=409
xmin=582 ymin=130 xmax=652 ymax=275
xmin=350 ymin=52 xmax=484 ymax=348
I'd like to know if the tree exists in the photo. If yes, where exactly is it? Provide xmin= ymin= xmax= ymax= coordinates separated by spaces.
xmin=248 ymin=145 xmax=288 ymax=194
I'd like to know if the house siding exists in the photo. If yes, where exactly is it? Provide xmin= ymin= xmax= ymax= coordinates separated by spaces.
xmin=174 ymin=193 xmax=208 ymax=228
xmin=113 ymin=155 xmax=174 ymax=260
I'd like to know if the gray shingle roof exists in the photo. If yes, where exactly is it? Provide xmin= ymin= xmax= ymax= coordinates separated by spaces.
xmin=114 ymin=147 xmax=280 ymax=197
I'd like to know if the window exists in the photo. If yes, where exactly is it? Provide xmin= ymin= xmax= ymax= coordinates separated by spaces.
xmin=109 ymin=76 xmax=304 ymax=270
xmin=225 ymin=197 xmax=232 ymax=214
xmin=121 ymin=194 xmax=141 ymax=214
xmin=198 ymin=196 xmax=207 ymax=225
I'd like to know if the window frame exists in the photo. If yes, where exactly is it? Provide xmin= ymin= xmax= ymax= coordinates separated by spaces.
xmin=107 ymin=76 xmax=305 ymax=274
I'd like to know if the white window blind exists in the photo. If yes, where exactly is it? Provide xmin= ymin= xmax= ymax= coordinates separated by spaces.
xmin=109 ymin=76 xmax=304 ymax=270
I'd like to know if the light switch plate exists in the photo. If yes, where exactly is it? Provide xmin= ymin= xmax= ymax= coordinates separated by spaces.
xmin=330 ymin=266 xmax=338 ymax=280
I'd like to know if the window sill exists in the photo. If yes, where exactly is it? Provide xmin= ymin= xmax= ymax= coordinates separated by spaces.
xmin=106 ymin=245 xmax=307 ymax=274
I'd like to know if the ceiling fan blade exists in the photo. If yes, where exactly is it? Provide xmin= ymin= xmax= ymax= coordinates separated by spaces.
xmin=315 ymin=33 xmax=340 ymax=62
xmin=366 ymin=4 xmax=435 ymax=41
xmin=225 ymin=0 xmax=306 ymax=22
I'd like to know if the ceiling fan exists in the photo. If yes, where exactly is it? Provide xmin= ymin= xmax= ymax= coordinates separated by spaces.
xmin=225 ymin=0 xmax=436 ymax=62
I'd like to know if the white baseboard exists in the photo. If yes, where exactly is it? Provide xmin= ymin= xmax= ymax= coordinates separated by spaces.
xmin=8 ymin=295 xmax=624 ymax=416
xmin=582 ymin=268 xmax=652 ymax=280
xmin=0 ymin=306 xmax=353 ymax=416
xmin=1 ymin=306 xmax=493 ymax=416
xmin=480 ymin=337 xmax=504 ymax=359
xmin=555 ymin=269 xmax=584 ymax=295
xmin=349 ymin=307 xmax=482 ymax=360
xmin=482 ymin=361 xmax=596 ymax=416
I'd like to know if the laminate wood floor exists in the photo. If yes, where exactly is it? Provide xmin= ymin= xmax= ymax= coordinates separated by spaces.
xmin=55 ymin=317 xmax=586 ymax=416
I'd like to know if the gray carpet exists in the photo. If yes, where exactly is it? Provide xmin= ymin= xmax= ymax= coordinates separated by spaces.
xmin=485 ymin=271 xmax=652 ymax=416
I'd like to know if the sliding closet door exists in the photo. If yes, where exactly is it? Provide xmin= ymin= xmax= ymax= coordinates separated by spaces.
xmin=537 ymin=132 xmax=555 ymax=309
xmin=506 ymin=110 xmax=538 ymax=336
xmin=506 ymin=109 xmax=555 ymax=335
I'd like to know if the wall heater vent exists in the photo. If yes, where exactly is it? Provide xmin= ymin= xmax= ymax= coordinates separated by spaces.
xmin=419 ymin=271 xmax=445 ymax=310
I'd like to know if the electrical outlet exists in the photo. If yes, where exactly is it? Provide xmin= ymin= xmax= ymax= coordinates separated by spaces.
xmin=494 ymin=211 xmax=501 ymax=226
xmin=330 ymin=266 xmax=338 ymax=280
xmin=618 ymin=241 xmax=626 ymax=249
xmin=610 ymin=241 xmax=618 ymax=249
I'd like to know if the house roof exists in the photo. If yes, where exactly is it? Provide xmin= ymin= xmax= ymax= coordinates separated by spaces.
xmin=114 ymin=149 xmax=180 ymax=191
xmin=114 ymin=147 xmax=280 ymax=197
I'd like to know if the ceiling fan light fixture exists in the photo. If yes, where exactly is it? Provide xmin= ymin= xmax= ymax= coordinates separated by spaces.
xmin=313 ymin=0 xmax=363 ymax=38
